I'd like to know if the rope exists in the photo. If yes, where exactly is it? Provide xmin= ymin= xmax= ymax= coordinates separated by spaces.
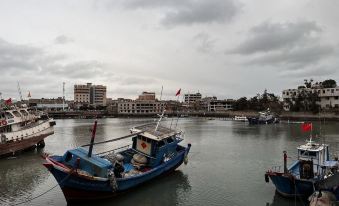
xmin=10 ymin=171 xmax=73 ymax=206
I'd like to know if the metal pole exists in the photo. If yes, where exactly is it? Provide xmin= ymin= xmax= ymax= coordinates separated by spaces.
xmin=88 ymin=120 xmax=98 ymax=157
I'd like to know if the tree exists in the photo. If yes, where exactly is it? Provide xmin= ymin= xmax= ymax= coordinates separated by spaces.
xmin=322 ymin=79 xmax=337 ymax=88
xmin=304 ymin=78 xmax=313 ymax=88
xmin=233 ymin=97 xmax=248 ymax=110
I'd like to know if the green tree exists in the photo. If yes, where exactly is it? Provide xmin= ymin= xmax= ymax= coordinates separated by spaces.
xmin=322 ymin=79 xmax=337 ymax=88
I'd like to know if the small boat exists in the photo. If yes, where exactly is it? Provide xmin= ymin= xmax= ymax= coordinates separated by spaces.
xmin=247 ymin=109 xmax=279 ymax=124
xmin=265 ymin=137 xmax=339 ymax=199
xmin=233 ymin=116 xmax=248 ymax=122
xmin=0 ymin=106 xmax=56 ymax=157
xmin=43 ymin=111 xmax=191 ymax=202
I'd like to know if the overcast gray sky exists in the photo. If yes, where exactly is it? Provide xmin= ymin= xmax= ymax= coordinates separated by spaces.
xmin=0 ymin=0 xmax=338 ymax=101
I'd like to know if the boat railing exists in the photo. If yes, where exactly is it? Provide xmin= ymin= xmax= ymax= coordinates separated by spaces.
xmin=95 ymin=144 xmax=131 ymax=156
xmin=271 ymin=165 xmax=282 ymax=172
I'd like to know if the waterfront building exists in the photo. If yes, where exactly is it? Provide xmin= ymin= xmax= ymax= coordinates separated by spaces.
xmin=74 ymin=83 xmax=107 ymax=107
xmin=282 ymin=86 xmax=339 ymax=111
xmin=207 ymin=99 xmax=234 ymax=112
xmin=28 ymin=97 xmax=69 ymax=111
xmin=117 ymin=92 xmax=165 ymax=114
xmin=184 ymin=92 xmax=202 ymax=104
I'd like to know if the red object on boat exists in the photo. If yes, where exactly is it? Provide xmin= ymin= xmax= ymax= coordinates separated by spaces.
xmin=301 ymin=123 xmax=313 ymax=132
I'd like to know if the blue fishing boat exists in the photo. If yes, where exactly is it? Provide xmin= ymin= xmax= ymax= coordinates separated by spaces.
xmin=265 ymin=137 xmax=339 ymax=200
xmin=43 ymin=112 xmax=191 ymax=202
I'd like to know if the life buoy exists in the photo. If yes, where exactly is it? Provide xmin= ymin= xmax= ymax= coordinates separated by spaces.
xmin=1 ymin=120 xmax=7 ymax=126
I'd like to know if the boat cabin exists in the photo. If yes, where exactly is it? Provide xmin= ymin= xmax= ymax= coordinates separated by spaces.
xmin=295 ymin=141 xmax=330 ymax=179
xmin=130 ymin=124 xmax=183 ymax=168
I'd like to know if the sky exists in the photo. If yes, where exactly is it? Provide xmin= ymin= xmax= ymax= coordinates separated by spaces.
xmin=0 ymin=0 xmax=338 ymax=101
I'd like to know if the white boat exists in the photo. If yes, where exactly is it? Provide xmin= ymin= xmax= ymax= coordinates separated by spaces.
xmin=233 ymin=116 xmax=248 ymax=122
xmin=0 ymin=106 xmax=56 ymax=157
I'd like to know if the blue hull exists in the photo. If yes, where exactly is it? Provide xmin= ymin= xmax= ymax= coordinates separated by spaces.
xmin=46 ymin=147 xmax=189 ymax=202
xmin=267 ymin=172 xmax=314 ymax=197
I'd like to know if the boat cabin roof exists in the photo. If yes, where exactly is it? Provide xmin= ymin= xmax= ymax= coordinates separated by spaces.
xmin=65 ymin=147 xmax=112 ymax=169
xmin=297 ymin=141 xmax=327 ymax=152
xmin=132 ymin=124 xmax=179 ymax=141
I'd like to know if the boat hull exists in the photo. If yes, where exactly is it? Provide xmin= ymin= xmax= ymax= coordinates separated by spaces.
xmin=266 ymin=172 xmax=315 ymax=198
xmin=45 ymin=146 xmax=190 ymax=202
xmin=0 ymin=131 xmax=54 ymax=157
xmin=248 ymin=117 xmax=279 ymax=124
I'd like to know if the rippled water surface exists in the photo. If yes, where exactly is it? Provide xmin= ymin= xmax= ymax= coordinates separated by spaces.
xmin=1 ymin=118 xmax=339 ymax=206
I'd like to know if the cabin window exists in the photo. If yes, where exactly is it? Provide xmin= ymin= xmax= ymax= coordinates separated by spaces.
xmin=146 ymin=138 xmax=151 ymax=143
xmin=157 ymin=140 xmax=165 ymax=147
xmin=5 ymin=112 xmax=14 ymax=119
xmin=20 ymin=110 xmax=29 ymax=116
xmin=142 ymin=136 xmax=146 ymax=141
xmin=166 ymin=137 xmax=174 ymax=143
xmin=300 ymin=150 xmax=317 ymax=157
xmin=12 ymin=111 xmax=21 ymax=117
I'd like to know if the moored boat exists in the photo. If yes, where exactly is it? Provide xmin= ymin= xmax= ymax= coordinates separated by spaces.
xmin=43 ymin=111 xmax=191 ymax=202
xmin=0 ymin=106 xmax=56 ymax=157
xmin=233 ymin=115 xmax=248 ymax=122
xmin=247 ymin=109 xmax=279 ymax=124
xmin=265 ymin=136 xmax=339 ymax=199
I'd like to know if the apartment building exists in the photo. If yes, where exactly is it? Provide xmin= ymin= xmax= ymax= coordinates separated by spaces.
xmin=184 ymin=93 xmax=202 ymax=104
xmin=282 ymin=86 xmax=339 ymax=110
xmin=207 ymin=99 xmax=234 ymax=112
xmin=117 ymin=92 xmax=165 ymax=114
xmin=74 ymin=83 xmax=107 ymax=107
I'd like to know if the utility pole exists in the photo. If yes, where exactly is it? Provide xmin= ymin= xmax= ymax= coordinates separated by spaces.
xmin=63 ymin=82 xmax=65 ymax=111
xmin=17 ymin=81 xmax=23 ymax=102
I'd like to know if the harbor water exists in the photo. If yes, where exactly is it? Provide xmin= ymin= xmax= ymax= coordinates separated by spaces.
xmin=0 ymin=118 xmax=339 ymax=206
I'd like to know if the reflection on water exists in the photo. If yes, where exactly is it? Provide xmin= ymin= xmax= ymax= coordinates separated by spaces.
xmin=0 ymin=118 xmax=338 ymax=206
xmin=265 ymin=191 xmax=306 ymax=206
xmin=69 ymin=171 xmax=191 ymax=206
xmin=0 ymin=152 xmax=48 ymax=205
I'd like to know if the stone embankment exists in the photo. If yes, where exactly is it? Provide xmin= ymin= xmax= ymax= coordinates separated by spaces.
xmin=47 ymin=110 xmax=339 ymax=121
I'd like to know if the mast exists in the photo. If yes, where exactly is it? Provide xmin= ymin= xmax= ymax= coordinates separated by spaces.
xmin=155 ymin=109 xmax=166 ymax=132
xmin=88 ymin=120 xmax=98 ymax=157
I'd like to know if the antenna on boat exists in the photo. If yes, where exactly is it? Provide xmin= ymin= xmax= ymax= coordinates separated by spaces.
xmin=88 ymin=120 xmax=98 ymax=157
xmin=155 ymin=110 xmax=165 ymax=132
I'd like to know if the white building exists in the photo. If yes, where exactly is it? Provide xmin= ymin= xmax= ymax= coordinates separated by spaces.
xmin=74 ymin=83 xmax=107 ymax=107
xmin=282 ymin=87 xmax=339 ymax=110
xmin=184 ymin=93 xmax=202 ymax=104
xmin=117 ymin=92 xmax=165 ymax=114
xmin=208 ymin=99 xmax=234 ymax=112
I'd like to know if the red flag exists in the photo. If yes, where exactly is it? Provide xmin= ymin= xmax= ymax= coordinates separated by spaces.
xmin=175 ymin=88 xmax=181 ymax=96
xmin=301 ymin=123 xmax=312 ymax=132
xmin=5 ymin=98 xmax=12 ymax=105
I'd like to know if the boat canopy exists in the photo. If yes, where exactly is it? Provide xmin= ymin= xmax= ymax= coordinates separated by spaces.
xmin=132 ymin=124 xmax=179 ymax=141
xmin=63 ymin=147 xmax=112 ymax=177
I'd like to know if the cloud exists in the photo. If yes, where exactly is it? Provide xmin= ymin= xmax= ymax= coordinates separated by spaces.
xmin=54 ymin=35 xmax=74 ymax=44
xmin=193 ymin=32 xmax=216 ymax=53
xmin=227 ymin=20 xmax=336 ymax=70
xmin=229 ymin=21 xmax=322 ymax=54
xmin=121 ymin=0 xmax=241 ymax=26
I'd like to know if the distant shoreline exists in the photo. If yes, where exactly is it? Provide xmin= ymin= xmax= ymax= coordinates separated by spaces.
xmin=47 ymin=110 xmax=339 ymax=121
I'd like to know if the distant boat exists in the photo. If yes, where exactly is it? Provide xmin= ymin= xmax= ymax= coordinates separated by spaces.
xmin=247 ymin=109 xmax=279 ymax=124
xmin=0 ymin=106 xmax=56 ymax=157
xmin=43 ymin=111 xmax=191 ymax=203
xmin=233 ymin=116 xmax=248 ymax=122
xmin=265 ymin=137 xmax=339 ymax=200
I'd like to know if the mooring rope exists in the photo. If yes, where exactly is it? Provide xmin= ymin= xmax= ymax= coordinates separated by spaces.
xmin=10 ymin=171 xmax=73 ymax=206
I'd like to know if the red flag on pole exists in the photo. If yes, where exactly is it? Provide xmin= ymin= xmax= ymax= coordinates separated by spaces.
xmin=175 ymin=88 xmax=181 ymax=96
xmin=301 ymin=123 xmax=312 ymax=132
xmin=5 ymin=98 xmax=12 ymax=105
